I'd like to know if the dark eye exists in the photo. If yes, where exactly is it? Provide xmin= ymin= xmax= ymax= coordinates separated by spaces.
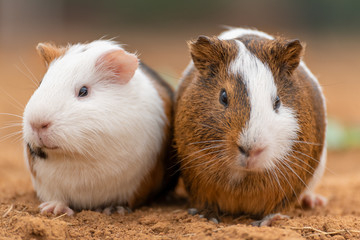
xmin=78 ymin=86 xmax=88 ymax=97
xmin=219 ymin=89 xmax=228 ymax=107
xmin=273 ymin=96 xmax=281 ymax=111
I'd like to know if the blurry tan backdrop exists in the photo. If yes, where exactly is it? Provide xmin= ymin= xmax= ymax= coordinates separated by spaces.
xmin=0 ymin=1 xmax=360 ymax=239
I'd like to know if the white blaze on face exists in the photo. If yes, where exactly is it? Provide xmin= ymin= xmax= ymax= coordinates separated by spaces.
xmin=229 ymin=40 xmax=299 ymax=170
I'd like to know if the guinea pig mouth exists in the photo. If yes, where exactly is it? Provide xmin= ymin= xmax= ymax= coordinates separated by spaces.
xmin=27 ymin=143 xmax=48 ymax=159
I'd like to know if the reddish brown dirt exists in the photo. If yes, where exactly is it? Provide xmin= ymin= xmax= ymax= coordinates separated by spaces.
xmin=1 ymin=38 xmax=360 ymax=240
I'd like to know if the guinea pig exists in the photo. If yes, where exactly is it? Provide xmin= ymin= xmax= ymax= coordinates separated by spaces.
xmin=174 ymin=28 xmax=327 ymax=225
xmin=23 ymin=40 xmax=177 ymax=216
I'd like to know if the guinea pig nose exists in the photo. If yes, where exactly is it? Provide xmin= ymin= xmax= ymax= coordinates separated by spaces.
xmin=31 ymin=121 xmax=51 ymax=131
xmin=249 ymin=147 xmax=265 ymax=157
xmin=238 ymin=146 xmax=249 ymax=157
xmin=41 ymin=122 xmax=50 ymax=129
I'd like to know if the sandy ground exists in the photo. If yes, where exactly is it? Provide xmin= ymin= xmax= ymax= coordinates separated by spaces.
xmin=1 ymin=37 xmax=360 ymax=239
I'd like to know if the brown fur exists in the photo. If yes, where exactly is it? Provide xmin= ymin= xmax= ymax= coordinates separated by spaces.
xmin=129 ymin=62 xmax=178 ymax=208
xmin=26 ymin=144 xmax=36 ymax=178
xmin=36 ymin=43 xmax=67 ymax=67
xmin=174 ymin=34 xmax=326 ymax=218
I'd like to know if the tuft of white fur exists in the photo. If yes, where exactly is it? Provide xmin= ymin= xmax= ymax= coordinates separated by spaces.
xmin=218 ymin=27 xmax=274 ymax=41
xmin=23 ymin=40 xmax=166 ymax=210
xmin=229 ymin=39 xmax=299 ymax=170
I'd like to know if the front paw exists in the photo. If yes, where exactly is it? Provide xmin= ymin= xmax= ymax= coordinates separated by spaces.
xmin=188 ymin=208 xmax=219 ymax=224
xmin=251 ymin=213 xmax=289 ymax=227
xmin=300 ymin=192 xmax=328 ymax=209
xmin=39 ymin=201 xmax=74 ymax=216
xmin=95 ymin=206 xmax=132 ymax=215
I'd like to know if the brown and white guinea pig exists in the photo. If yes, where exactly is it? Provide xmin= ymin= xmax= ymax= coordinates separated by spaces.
xmin=23 ymin=40 xmax=178 ymax=216
xmin=174 ymin=28 xmax=327 ymax=223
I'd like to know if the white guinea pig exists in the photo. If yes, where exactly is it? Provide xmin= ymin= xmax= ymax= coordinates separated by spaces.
xmin=23 ymin=40 xmax=177 ymax=215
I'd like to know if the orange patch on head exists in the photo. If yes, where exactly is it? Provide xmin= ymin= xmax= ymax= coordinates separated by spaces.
xmin=36 ymin=43 xmax=67 ymax=67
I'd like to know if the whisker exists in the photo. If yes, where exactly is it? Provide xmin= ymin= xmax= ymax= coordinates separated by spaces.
xmin=180 ymin=148 xmax=225 ymax=170
xmin=276 ymin=162 xmax=300 ymax=204
xmin=187 ymin=139 xmax=228 ymax=146
xmin=292 ymin=150 xmax=336 ymax=176
xmin=0 ymin=113 xmax=24 ymax=119
xmin=199 ymin=123 xmax=224 ymax=133
xmin=284 ymin=157 xmax=314 ymax=176
xmin=194 ymin=152 xmax=228 ymax=183
xmin=179 ymin=144 xmax=224 ymax=163
xmin=270 ymin=165 xmax=290 ymax=206
xmin=289 ymin=154 xmax=317 ymax=172
xmin=0 ymin=130 xmax=23 ymax=143
xmin=265 ymin=167 xmax=278 ymax=197
xmin=281 ymin=159 xmax=310 ymax=193
xmin=12 ymin=134 xmax=24 ymax=144
xmin=0 ymin=89 xmax=25 ymax=112
xmin=15 ymin=64 xmax=38 ymax=88
xmin=292 ymin=150 xmax=320 ymax=163
xmin=182 ymin=149 xmax=226 ymax=172
xmin=292 ymin=140 xmax=323 ymax=146
xmin=20 ymin=57 xmax=40 ymax=85
xmin=0 ymin=123 xmax=23 ymax=131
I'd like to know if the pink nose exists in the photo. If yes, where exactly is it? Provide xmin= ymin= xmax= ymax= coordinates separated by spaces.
xmin=249 ymin=148 xmax=265 ymax=157
xmin=238 ymin=146 xmax=265 ymax=158
xmin=31 ymin=121 xmax=51 ymax=132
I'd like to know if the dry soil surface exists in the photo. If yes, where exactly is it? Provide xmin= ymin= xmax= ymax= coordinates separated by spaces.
xmin=1 ymin=38 xmax=360 ymax=239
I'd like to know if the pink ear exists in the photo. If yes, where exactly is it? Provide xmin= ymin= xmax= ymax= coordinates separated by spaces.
xmin=96 ymin=49 xmax=138 ymax=84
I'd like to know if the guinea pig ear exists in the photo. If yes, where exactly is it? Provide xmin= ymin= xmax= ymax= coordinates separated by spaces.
xmin=36 ymin=43 xmax=67 ymax=67
xmin=189 ymin=36 xmax=221 ymax=76
xmin=278 ymin=39 xmax=304 ymax=75
xmin=96 ymin=49 xmax=139 ymax=84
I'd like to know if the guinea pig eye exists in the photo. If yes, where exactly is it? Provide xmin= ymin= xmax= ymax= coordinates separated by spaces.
xmin=78 ymin=86 xmax=88 ymax=97
xmin=219 ymin=89 xmax=228 ymax=107
xmin=273 ymin=96 xmax=281 ymax=111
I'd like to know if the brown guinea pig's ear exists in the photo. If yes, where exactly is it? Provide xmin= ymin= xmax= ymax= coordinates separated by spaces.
xmin=189 ymin=35 xmax=223 ymax=76
xmin=278 ymin=39 xmax=304 ymax=75
xmin=36 ymin=43 xmax=67 ymax=67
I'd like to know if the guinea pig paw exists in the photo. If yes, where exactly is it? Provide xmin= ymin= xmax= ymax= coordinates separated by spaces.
xmin=300 ymin=192 xmax=328 ymax=209
xmin=102 ymin=206 xmax=115 ymax=215
xmin=188 ymin=208 xmax=199 ymax=216
xmin=39 ymin=201 xmax=74 ymax=216
xmin=116 ymin=206 xmax=132 ymax=215
xmin=96 ymin=206 xmax=131 ymax=215
xmin=251 ymin=213 xmax=289 ymax=227
xmin=188 ymin=208 xmax=220 ymax=223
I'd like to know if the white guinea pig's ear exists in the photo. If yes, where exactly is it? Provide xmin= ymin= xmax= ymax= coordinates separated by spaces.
xmin=96 ymin=49 xmax=139 ymax=84
xmin=36 ymin=43 xmax=67 ymax=67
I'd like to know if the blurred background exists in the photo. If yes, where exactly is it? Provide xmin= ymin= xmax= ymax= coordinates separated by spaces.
xmin=0 ymin=0 xmax=360 ymax=190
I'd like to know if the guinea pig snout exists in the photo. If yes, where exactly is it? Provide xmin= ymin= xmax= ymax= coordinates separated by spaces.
xmin=29 ymin=120 xmax=57 ymax=149
xmin=30 ymin=121 xmax=51 ymax=132
xmin=238 ymin=145 xmax=266 ymax=169
xmin=238 ymin=145 xmax=265 ymax=158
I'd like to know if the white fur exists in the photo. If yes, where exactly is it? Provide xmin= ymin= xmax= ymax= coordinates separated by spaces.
xmin=218 ymin=27 xmax=274 ymax=41
xmin=23 ymin=40 xmax=166 ymax=210
xmin=229 ymin=39 xmax=299 ymax=170
xmin=222 ymin=27 xmax=327 ymax=199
